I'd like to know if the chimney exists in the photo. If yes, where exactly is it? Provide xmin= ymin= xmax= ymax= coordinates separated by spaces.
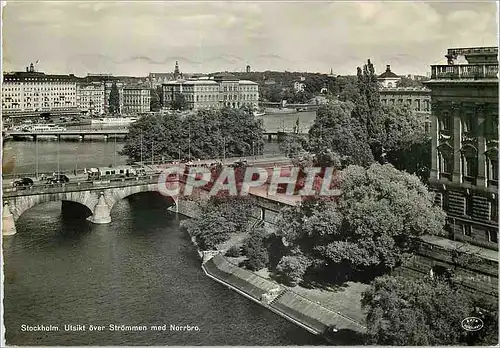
xmin=386 ymin=65 xmax=391 ymax=72
xmin=26 ymin=67 xmax=29 ymax=72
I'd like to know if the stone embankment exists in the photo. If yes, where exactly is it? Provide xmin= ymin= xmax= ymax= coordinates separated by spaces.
xmin=177 ymin=199 xmax=366 ymax=344
xmin=201 ymin=253 xmax=365 ymax=344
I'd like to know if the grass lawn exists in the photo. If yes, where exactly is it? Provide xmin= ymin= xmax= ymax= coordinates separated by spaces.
xmin=254 ymin=268 xmax=367 ymax=326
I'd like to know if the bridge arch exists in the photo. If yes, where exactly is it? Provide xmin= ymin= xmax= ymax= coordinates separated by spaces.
xmin=103 ymin=183 xmax=177 ymax=214
xmin=6 ymin=190 xmax=97 ymax=222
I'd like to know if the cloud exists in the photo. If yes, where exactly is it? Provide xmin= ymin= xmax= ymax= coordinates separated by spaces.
xmin=2 ymin=1 xmax=497 ymax=76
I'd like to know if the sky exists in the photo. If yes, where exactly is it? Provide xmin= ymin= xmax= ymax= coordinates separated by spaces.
xmin=1 ymin=1 xmax=499 ymax=77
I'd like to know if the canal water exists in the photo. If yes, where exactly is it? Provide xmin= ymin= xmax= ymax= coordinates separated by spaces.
xmin=3 ymin=111 xmax=317 ymax=176
xmin=3 ymin=110 xmax=328 ymax=346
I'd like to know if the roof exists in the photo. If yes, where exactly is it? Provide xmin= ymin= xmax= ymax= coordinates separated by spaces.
xmin=378 ymin=65 xmax=399 ymax=79
xmin=3 ymin=71 xmax=80 ymax=83
xmin=238 ymin=80 xmax=258 ymax=85
xmin=123 ymin=84 xmax=150 ymax=90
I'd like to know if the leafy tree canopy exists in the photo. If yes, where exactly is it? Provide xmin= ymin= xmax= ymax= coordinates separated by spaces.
xmin=274 ymin=164 xmax=446 ymax=281
xmin=171 ymin=93 xmax=188 ymax=111
xmin=362 ymin=275 xmax=498 ymax=346
xmin=120 ymin=107 xmax=264 ymax=163
xmin=109 ymin=82 xmax=120 ymax=114
xmin=308 ymin=101 xmax=374 ymax=167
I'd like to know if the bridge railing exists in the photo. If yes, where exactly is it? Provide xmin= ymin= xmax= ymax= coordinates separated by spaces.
xmin=2 ymin=175 xmax=165 ymax=198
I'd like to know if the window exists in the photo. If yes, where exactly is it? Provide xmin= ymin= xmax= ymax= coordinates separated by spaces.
xmin=438 ymin=148 xmax=453 ymax=179
xmin=462 ymin=113 xmax=475 ymax=134
xmin=440 ymin=112 xmax=452 ymax=132
xmin=416 ymin=99 xmax=421 ymax=111
xmin=463 ymin=155 xmax=478 ymax=178
xmin=465 ymin=195 xmax=473 ymax=216
xmin=398 ymin=99 xmax=404 ymax=104
xmin=490 ymin=200 xmax=498 ymax=221
xmin=488 ymin=158 xmax=498 ymax=184
xmin=463 ymin=224 xmax=472 ymax=236
xmin=442 ymin=192 xmax=449 ymax=211
xmin=489 ymin=229 xmax=498 ymax=243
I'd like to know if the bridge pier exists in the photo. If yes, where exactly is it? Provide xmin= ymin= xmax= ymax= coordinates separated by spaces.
xmin=2 ymin=203 xmax=17 ymax=236
xmin=87 ymin=193 xmax=111 ymax=224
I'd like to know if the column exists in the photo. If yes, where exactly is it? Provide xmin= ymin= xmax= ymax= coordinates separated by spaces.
xmin=2 ymin=202 xmax=17 ymax=236
xmin=89 ymin=192 xmax=111 ymax=224
xmin=430 ymin=101 xmax=439 ymax=180
xmin=452 ymin=102 xmax=462 ymax=184
xmin=476 ymin=103 xmax=487 ymax=186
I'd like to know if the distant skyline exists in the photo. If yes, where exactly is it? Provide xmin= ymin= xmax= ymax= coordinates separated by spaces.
xmin=2 ymin=1 xmax=498 ymax=77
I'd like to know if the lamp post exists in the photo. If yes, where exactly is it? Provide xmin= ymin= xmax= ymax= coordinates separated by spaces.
xmin=35 ymin=135 xmax=38 ymax=179
xmin=140 ymin=131 xmax=143 ymax=166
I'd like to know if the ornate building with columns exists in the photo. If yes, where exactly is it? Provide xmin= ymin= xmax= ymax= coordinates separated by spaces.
xmin=425 ymin=47 xmax=498 ymax=250
xmin=403 ymin=47 xmax=499 ymax=298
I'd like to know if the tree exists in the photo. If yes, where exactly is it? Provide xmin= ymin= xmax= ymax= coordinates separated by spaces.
xmin=109 ymin=82 xmax=120 ymax=114
xmin=361 ymin=275 xmax=498 ymax=346
xmin=377 ymin=104 xmax=430 ymax=182
xmin=150 ymin=88 xmax=161 ymax=111
xmin=202 ymin=196 xmax=257 ymax=232
xmin=308 ymin=101 xmax=374 ymax=167
xmin=396 ymin=76 xmax=425 ymax=88
xmin=279 ymin=134 xmax=307 ymax=158
xmin=171 ymin=93 xmax=188 ymax=111
xmin=241 ymin=227 xmax=270 ymax=271
xmin=274 ymin=164 xmax=447 ymax=283
xmin=119 ymin=112 xmax=183 ymax=163
xmin=186 ymin=211 xmax=235 ymax=250
xmin=120 ymin=107 xmax=264 ymax=163
xmin=276 ymin=255 xmax=311 ymax=286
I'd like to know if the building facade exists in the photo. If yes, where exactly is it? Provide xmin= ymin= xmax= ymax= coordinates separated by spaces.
xmin=2 ymin=63 xmax=78 ymax=116
xmin=76 ymin=82 xmax=105 ymax=116
xmin=379 ymin=87 xmax=432 ymax=132
xmin=123 ymin=85 xmax=151 ymax=114
xmin=162 ymin=74 xmax=259 ymax=110
xmin=425 ymin=47 xmax=498 ymax=249
xmin=403 ymin=46 xmax=499 ymax=298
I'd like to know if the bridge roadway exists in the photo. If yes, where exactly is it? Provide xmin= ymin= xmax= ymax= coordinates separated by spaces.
xmin=2 ymin=156 xmax=297 ymax=236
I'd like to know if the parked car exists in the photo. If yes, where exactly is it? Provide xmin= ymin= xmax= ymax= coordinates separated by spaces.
xmin=47 ymin=174 xmax=70 ymax=184
xmin=13 ymin=177 xmax=34 ymax=188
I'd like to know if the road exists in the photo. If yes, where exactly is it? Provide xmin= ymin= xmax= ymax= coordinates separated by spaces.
xmin=2 ymin=156 xmax=292 ymax=188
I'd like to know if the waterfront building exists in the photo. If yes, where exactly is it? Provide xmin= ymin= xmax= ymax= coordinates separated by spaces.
xmin=377 ymin=64 xmax=401 ymax=87
xmin=379 ymin=86 xmax=432 ymax=132
xmin=2 ymin=63 xmax=78 ymax=116
xmin=76 ymin=81 xmax=105 ymax=116
xmin=123 ymin=84 xmax=151 ymax=114
xmin=162 ymin=74 xmax=259 ymax=110
xmin=402 ymin=47 xmax=499 ymax=298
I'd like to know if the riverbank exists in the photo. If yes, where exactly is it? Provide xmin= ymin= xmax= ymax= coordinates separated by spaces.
xmin=176 ymin=204 xmax=367 ymax=345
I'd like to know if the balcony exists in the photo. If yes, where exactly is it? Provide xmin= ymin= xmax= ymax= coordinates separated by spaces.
xmin=430 ymin=64 xmax=498 ymax=80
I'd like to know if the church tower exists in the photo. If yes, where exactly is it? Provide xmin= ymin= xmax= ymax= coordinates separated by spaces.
xmin=174 ymin=61 xmax=180 ymax=79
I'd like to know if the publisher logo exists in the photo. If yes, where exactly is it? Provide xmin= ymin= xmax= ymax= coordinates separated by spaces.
xmin=461 ymin=317 xmax=484 ymax=332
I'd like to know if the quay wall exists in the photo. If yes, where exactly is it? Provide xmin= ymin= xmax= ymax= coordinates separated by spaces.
xmin=201 ymin=254 xmax=366 ymax=344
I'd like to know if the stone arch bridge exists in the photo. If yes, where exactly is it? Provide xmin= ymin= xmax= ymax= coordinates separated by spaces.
xmin=2 ymin=177 xmax=177 ymax=236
